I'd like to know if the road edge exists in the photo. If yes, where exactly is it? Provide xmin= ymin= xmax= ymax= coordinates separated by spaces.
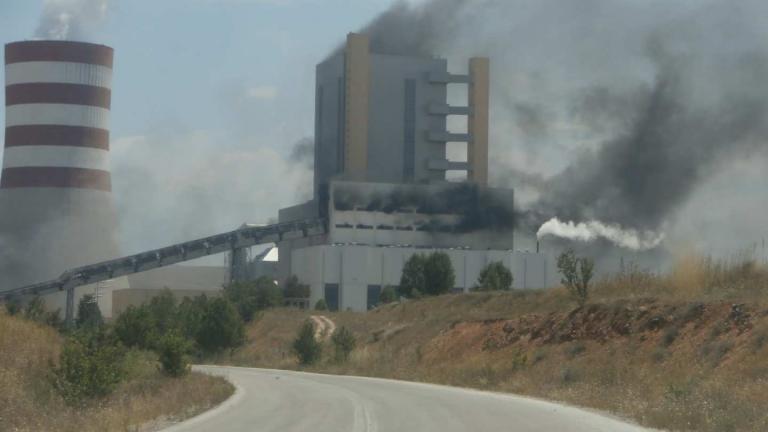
xmin=158 ymin=369 xmax=245 ymax=432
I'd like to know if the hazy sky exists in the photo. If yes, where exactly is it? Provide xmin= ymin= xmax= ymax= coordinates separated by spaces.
xmin=1 ymin=0 xmax=767 ymax=267
xmin=0 ymin=0 xmax=400 ymax=261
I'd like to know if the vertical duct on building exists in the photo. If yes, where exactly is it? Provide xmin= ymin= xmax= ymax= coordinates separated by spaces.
xmin=468 ymin=57 xmax=490 ymax=186
xmin=343 ymin=33 xmax=370 ymax=181
xmin=1 ymin=41 xmax=125 ymax=313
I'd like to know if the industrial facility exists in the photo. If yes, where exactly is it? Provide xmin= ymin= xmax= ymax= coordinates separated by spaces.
xmin=1 ymin=33 xmax=546 ymax=319
xmin=273 ymin=34 xmax=545 ymax=311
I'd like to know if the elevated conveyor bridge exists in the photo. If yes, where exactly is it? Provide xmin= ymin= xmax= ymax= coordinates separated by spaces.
xmin=1 ymin=219 xmax=326 ymax=326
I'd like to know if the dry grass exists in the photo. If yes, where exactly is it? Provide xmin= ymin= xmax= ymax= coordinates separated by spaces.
xmin=0 ymin=312 xmax=234 ymax=432
xmin=222 ymin=256 xmax=768 ymax=432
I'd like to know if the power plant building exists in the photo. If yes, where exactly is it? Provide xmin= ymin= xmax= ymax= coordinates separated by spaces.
xmin=278 ymin=34 xmax=546 ymax=311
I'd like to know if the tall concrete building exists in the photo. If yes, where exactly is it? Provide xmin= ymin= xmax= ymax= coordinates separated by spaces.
xmin=313 ymin=33 xmax=489 ymax=195
xmin=278 ymin=34 xmax=546 ymax=312
xmin=1 ymin=40 xmax=127 ymax=316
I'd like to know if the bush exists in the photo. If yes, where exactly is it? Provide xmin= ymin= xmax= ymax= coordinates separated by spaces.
xmin=114 ymin=305 xmax=156 ymax=349
xmin=283 ymin=276 xmax=310 ymax=298
xmin=23 ymin=296 xmax=46 ymax=322
xmin=379 ymin=286 xmax=398 ymax=304
xmin=195 ymin=297 xmax=244 ymax=353
xmin=557 ymin=249 xmax=594 ymax=307
xmin=4 ymin=297 xmax=21 ymax=316
xmin=315 ymin=298 xmax=328 ymax=311
xmin=76 ymin=294 xmax=103 ymax=330
xmin=400 ymin=254 xmax=427 ymax=298
xmin=331 ymin=326 xmax=356 ymax=362
xmin=52 ymin=330 xmax=125 ymax=405
xmin=293 ymin=321 xmax=322 ymax=365
xmin=475 ymin=262 xmax=513 ymax=291
xmin=156 ymin=331 xmax=192 ymax=377
xmin=400 ymin=252 xmax=455 ymax=297
xmin=225 ymin=277 xmax=283 ymax=322
xmin=423 ymin=252 xmax=455 ymax=296
xmin=146 ymin=289 xmax=177 ymax=333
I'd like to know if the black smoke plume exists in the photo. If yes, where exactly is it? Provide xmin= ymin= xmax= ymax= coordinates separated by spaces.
xmin=349 ymin=0 xmax=768 ymax=244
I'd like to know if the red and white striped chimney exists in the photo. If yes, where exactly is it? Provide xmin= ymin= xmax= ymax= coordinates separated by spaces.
xmin=1 ymin=41 xmax=125 ymax=310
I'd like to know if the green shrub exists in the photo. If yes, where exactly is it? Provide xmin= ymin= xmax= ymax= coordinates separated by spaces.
xmin=283 ymin=275 xmax=310 ymax=298
xmin=225 ymin=277 xmax=283 ymax=322
xmin=156 ymin=331 xmax=192 ymax=377
xmin=146 ymin=289 xmax=177 ymax=333
xmin=195 ymin=297 xmax=244 ymax=353
xmin=52 ymin=330 xmax=125 ymax=405
xmin=400 ymin=254 xmax=427 ymax=298
xmin=423 ymin=252 xmax=455 ymax=296
xmin=114 ymin=305 xmax=156 ymax=349
xmin=331 ymin=326 xmax=356 ymax=362
xmin=315 ymin=299 xmax=328 ymax=311
xmin=400 ymin=252 xmax=455 ymax=297
xmin=557 ymin=249 xmax=594 ymax=307
xmin=4 ymin=297 xmax=21 ymax=316
xmin=475 ymin=262 xmax=513 ymax=291
xmin=379 ymin=286 xmax=397 ymax=304
xmin=23 ymin=296 xmax=46 ymax=322
xmin=75 ymin=295 xmax=103 ymax=330
xmin=293 ymin=321 xmax=322 ymax=365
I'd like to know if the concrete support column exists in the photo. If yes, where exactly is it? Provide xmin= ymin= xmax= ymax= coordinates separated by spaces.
xmin=344 ymin=33 xmax=370 ymax=181
xmin=65 ymin=284 xmax=75 ymax=328
xmin=468 ymin=57 xmax=490 ymax=186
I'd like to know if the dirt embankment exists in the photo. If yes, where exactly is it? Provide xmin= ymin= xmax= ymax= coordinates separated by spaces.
xmin=228 ymin=292 xmax=768 ymax=432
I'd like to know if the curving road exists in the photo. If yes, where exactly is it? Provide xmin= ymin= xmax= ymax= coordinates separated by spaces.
xmin=162 ymin=366 xmax=652 ymax=432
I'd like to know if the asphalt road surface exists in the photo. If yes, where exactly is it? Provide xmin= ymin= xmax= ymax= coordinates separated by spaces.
xmin=162 ymin=366 xmax=652 ymax=432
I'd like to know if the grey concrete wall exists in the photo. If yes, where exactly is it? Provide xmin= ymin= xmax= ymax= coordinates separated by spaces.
xmin=366 ymin=54 xmax=448 ymax=184
xmin=292 ymin=244 xmax=547 ymax=312
xmin=314 ymin=54 xmax=346 ymax=196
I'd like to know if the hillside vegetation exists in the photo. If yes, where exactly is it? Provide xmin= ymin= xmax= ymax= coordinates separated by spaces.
xmin=222 ymin=255 xmax=768 ymax=432
xmin=0 ymin=311 xmax=233 ymax=432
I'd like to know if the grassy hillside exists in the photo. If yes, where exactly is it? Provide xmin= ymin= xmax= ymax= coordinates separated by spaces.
xmin=0 ymin=312 xmax=233 ymax=432
xmin=222 ymin=256 xmax=768 ymax=431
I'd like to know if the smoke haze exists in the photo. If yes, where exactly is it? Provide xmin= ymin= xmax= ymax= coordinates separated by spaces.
xmin=356 ymin=0 xmax=768 ymax=252
xmin=35 ymin=0 xmax=111 ymax=41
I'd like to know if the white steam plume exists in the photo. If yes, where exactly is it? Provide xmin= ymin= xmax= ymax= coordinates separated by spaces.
xmin=537 ymin=218 xmax=664 ymax=251
xmin=35 ymin=0 xmax=110 ymax=41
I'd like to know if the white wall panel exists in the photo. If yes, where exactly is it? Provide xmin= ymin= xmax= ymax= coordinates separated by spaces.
xmin=6 ymin=104 xmax=110 ymax=129
xmin=2 ymin=145 xmax=110 ymax=171
xmin=5 ymin=61 xmax=112 ymax=88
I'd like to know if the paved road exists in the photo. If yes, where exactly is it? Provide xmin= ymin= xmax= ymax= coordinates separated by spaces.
xmin=162 ymin=366 xmax=652 ymax=432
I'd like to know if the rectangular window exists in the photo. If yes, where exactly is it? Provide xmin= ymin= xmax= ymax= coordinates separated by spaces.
xmin=367 ymin=285 xmax=382 ymax=310
xmin=403 ymin=79 xmax=416 ymax=181
xmin=324 ymin=283 xmax=340 ymax=312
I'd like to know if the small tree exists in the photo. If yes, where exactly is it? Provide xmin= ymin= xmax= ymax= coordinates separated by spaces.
xmin=475 ymin=262 xmax=513 ymax=291
xmin=156 ymin=331 xmax=191 ymax=377
xmin=293 ymin=321 xmax=322 ymax=365
xmin=4 ymin=296 xmax=21 ymax=316
xmin=146 ymin=289 xmax=177 ymax=333
xmin=283 ymin=276 xmax=310 ymax=299
xmin=114 ymin=305 xmax=156 ymax=349
xmin=52 ymin=330 xmax=125 ymax=405
xmin=557 ymin=249 xmax=595 ymax=307
xmin=255 ymin=277 xmax=283 ymax=310
xmin=379 ymin=286 xmax=397 ymax=304
xmin=423 ymin=252 xmax=455 ymax=296
xmin=399 ymin=254 xmax=427 ymax=298
xmin=76 ymin=295 xmax=103 ymax=330
xmin=315 ymin=298 xmax=328 ymax=311
xmin=195 ymin=297 xmax=244 ymax=353
xmin=331 ymin=326 xmax=356 ymax=362
xmin=23 ymin=296 xmax=46 ymax=322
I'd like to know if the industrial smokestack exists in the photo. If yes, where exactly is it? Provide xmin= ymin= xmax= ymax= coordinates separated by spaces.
xmin=1 ymin=40 xmax=125 ymax=313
